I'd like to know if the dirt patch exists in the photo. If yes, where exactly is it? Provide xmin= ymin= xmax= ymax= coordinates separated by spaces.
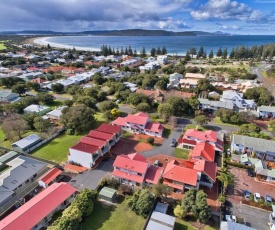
xmin=131 ymin=134 xmax=164 ymax=145
xmin=64 ymin=163 xmax=88 ymax=173
xmin=134 ymin=142 xmax=153 ymax=152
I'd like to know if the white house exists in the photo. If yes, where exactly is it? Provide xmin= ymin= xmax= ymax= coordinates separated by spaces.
xmin=157 ymin=55 xmax=168 ymax=65
xmin=257 ymin=106 xmax=275 ymax=119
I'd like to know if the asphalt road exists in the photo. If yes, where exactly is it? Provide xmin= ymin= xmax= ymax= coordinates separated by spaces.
xmin=227 ymin=203 xmax=270 ymax=230
xmin=69 ymin=158 xmax=114 ymax=190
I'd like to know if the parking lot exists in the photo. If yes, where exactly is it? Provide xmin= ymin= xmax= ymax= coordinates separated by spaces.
xmin=226 ymin=167 xmax=274 ymax=230
xmin=69 ymin=158 xmax=114 ymax=191
xmin=227 ymin=167 xmax=275 ymax=204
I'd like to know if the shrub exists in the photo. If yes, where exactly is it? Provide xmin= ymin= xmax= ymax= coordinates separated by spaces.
xmin=66 ymin=128 xmax=75 ymax=135
xmin=147 ymin=137 xmax=154 ymax=145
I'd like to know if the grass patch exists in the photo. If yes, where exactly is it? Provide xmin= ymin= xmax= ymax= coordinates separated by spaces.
xmin=163 ymin=127 xmax=172 ymax=138
xmin=214 ymin=117 xmax=242 ymax=127
xmin=32 ymin=133 xmax=82 ymax=164
xmin=93 ymin=112 xmax=107 ymax=128
xmin=0 ymin=128 xmax=6 ymax=141
xmin=175 ymin=219 xmax=196 ymax=230
xmin=0 ymin=43 xmax=7 ymax=50
xmin=122 ymin=131 xmax=133 ymax=139
xmin=174 ymin=148 xmax=190 ymax=159
xmin=81 ymin=197 xmax=146 ymax=230
xmin=48 ymin=100 xmax=63 ymax=110
xmin=183 ymin=124 xmax=207 ymax=132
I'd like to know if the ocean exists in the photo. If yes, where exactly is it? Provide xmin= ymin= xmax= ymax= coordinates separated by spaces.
xmin=44 ymin=35 xmax=275 ymax=55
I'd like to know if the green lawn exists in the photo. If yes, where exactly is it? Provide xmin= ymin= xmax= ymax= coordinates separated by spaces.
xmin=81 ymin=197 xmax=146 ymax=230
xmin=214 ymin=117 xmax=241 ymax=128
xmin=174 ymin=148 xmax=190 ymax=159
xmin=32 ymin=133 xmax=82 ymax=164
xmin=175 ymin=219 xmax=196 ymax=230
xmin=183 ymin=124 xmax=207 ymax=132
xmin=0 ymin=43 xmax=6 ymax=50
xmin=0 ymin=128 xmax=6 ymax=141
xmin=94 ymin=112 xmax=107 ymax=128
xmin=48 ymin=100 xmax=63 ymax=110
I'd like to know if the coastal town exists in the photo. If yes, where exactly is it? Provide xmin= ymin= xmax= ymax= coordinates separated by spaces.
xmin=0 ymin=35 xmax=275 ymax=230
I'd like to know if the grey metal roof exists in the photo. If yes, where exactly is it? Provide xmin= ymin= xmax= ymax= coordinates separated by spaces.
xmin=155 ymin=202 xmax=168 ymax=214
xmin=258 ymin=105 xmax=275 ymax=113
xmin=0 ymin=151 xmax=18 ymax=163
xmin=210 ymin=101 xmax=234 ymax=109
xmin=232 ymin=134 xmax=275 ymax=153
xmin=0 ymin=155 xmax=47 ymax=204
xmin=146 ymin=220 xmax=173 ymax=230
xmin=11 ymin=134 xmax=41 ymax=149
xmin=220 ymin=221 xmax=256 ymax=230
xmin=150 ymin=211 xmax=175 ymax=227
xmin=198 ymin=98 xmax=210 ymax=105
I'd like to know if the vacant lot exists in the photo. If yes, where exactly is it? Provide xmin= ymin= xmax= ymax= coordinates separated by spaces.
xmin=81 ymin=197 xmax=146 ymax=230
xmin=32 ymin=134 xmax=82 ymax=164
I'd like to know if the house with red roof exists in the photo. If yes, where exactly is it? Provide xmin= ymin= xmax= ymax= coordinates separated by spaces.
xmin=112 ymin=112 xmax=164 ymax=137
xmin=38 ymin=167 xmax=62 ymax=188
xmin=0 ymin=182 xmax=77 ymax=230
xmin=178 ymin=129 xmax=224 ymax=153
xmin=112 ymin=153 xmax=162 ymax=187
xmin=96 ymin=123 xmax=122 ymax=144
xmin=189 ymin=142 xmax=216 ymax=162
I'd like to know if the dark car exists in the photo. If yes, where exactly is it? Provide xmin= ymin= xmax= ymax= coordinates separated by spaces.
xmin=170 ymin=138 xmax=177 ymax=147
xmin=243 ymin=190 xmax=251 ymax=200
xmin=247 ymin=168 xmax=254 ymax=177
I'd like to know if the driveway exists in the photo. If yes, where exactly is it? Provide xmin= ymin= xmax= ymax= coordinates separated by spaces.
xmin=228 ymin=203 xmax=270 ymax=230
xmin=69 ymin=158 xmax=114 ymax=190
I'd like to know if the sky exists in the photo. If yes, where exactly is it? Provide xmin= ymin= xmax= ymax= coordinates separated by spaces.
xmin=1 ymin=0 xmax=275 ymax=34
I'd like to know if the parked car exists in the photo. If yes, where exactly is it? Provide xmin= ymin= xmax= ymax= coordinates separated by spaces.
xmin=170 ymin=138 xmax=177 ymax=147
xmin=254 ymin=193 xmax=261 ymax=202
xmin=247 ymin=168 xmax=254 ymax=177
xmin=243 ymin=190 xmax=251 ymax=200
xmin=225 ymin=215 xmax=236 ymax=222
xmin=154 ymin=160 xmax=159 ymax=166
xmin=265 ymin=195 xmax=273 ymax=205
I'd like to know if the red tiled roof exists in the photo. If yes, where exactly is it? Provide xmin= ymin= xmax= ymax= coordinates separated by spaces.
xmin=190 ymin=142 xmax=215 ymax=162
xmin=135 ymin=112 xmax=149 ymax=118
xmin=112 ymin=170 xmax=144 ymax=183
xmin=126 ymin=114 xmax=148 ymax=125
xmin=216 ymin=139 xmax=224 ymax=151
xmin=87 ymin=130 xmax=113 ymax=141
xmin=43 ymin=66 xmax=64 ymax=73
xmin=144 ymin=165 xmax=162 ymax=184
xmin=113 ymin=154 xmax=149 ymax=174
xmin=0 ymin=183 xmax=76 ymax=230
xmin=145 ymin=122 xmax=164 ymax=133
xmin=70 ymin=142 xmax=98 ymax=154
xmin=162 ymin=162 xmax=198 ymax=186
xmin=163 ymin=180 xmax=183 ymax=190
xmin=177 ymin=138 xmax=196 ymax=145
xmin=80 ymin=136 xmax=106 ymax=148
xmin=39 ymin=168 xmax=62 ymax=185
xmin=96 ymin=123 xmax=121 ymax=134
xmin=193 ymin=160 xmax=217 ymax=182
xmin=128 ymin=152 xmax=147 ymax=162
xmin=112 ymin=117 xmax=127 ymax=126
xmin=183 ymin=129 xmax=217 ymax=142
xmin=136 ymin=89 xmax=155 ymax=97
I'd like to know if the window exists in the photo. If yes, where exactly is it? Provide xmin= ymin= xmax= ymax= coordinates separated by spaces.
xmin=25 ymin=179 xmax=30 ymax=184
xmin=137 ymin=173 xmax=142 ymax=176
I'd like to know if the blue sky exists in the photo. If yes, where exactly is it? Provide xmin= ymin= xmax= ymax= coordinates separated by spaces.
xmin=0 ymin=0 xmax=275 ymax=34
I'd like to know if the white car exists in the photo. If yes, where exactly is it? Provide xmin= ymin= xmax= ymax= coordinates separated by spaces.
xmin=254 ymin=193 xmax=261 ymax=202
xmin=225 ymin=215 xmax=236 ymax=222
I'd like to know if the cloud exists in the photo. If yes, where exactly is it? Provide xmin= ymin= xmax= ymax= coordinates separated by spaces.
xmin=190 ymin=0 xmax=264 ymax=22
xmin=216 ymin=23 xmax=239 ymax=30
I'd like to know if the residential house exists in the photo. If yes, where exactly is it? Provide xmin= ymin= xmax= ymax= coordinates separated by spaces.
xmin=87 ymin=130 xmax=116 ymax=148
xmin=0 ymin=155 xmax=47 ymax=210
xmin=0 ymin=91 xmax=20 ymax=103
xmin=0 ymin=182 xmax=77 ymax=230
xmin=96 ymin=123 xmax=121 ymax=143
xmin=220 ymin=90 xmax=256 ymax=111
xmin=139 ymin=61 xmax=160 ymax=71
xmin=11 ymin=134 xmax=41 ymax=153
xmin=189 ymin=142 xmax=215 ymax=162
xmin=185 ymin=73 xmax=206 ymax=79
xmin=46 ymin=106 xmax=67 ymax=120
xmin=112 ymin=153 xmax=162 ymax=188
xmin=112 ymin=112 xmax=164 ymax=137
xmin=178 ymin=129 xmax=224 ymax=153
xmin=220 ymin=221 xmax=256 ymax=230
xmin=231 ymin=134 xmax=275 ymax=162
xmin=169 ymin=73 xmax=183 ymax=86
xmin=146 ymin=56 xmax=155 ymax=62
xmin=157 ymin=55 xmax=168 ymax=65
xmin=136 ymin=89 xmax=165 ymax=103
xmin=146 ymin=211 xmax=176 ymax=230
xmin=198 ymin=98 xmax=234 ymax=113
xmin=179 ymin=78 xmax=199 ymax=88
xmin=38 ymin=168 xmax=62 ymax=188
xmin=257 ymin=106 xmax=275 ymax=119
xmin=23 ymin=104 xmax=51 ymax=115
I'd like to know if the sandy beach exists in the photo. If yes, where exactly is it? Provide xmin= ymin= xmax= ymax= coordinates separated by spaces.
xmin=32 ymin=36 xmax=100 ymax=52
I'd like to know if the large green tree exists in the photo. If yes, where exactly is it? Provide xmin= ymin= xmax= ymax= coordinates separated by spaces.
xmin=192 ymin=190 xmax=211 ymax=223
xmin=157 ymin=103 xmax=174 ymax=121
xmin=166 ymin=96 xmax=189 ymax=117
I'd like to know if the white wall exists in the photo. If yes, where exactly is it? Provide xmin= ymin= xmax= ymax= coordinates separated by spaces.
xmin=68 ymin=148 xmax=94 ymax=168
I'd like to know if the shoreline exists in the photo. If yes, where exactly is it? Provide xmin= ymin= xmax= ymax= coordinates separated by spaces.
xmin=32 ymin=36 xmax=101 ymax=52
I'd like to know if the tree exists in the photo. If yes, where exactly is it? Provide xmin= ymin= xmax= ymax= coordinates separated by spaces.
xmin=196 ymin=46 xmax=204 ymax=59
xmin=136 ymin=102 xmax=151 ymax=112
xmin=217 ymin=172 xmax=234 ymax=194
xmin=194 ymin=79 xmax=216 ymax=95
xmin=208 ymin=50 xmax=214 ymax=59
xmin=11 ymin=83 xmax=26 ymax=95
xmin=33 ymin=117 xmax=53 ymax=133
xmin=184 ymin=52 xmax=191 ymax=62
xmin=61 ymin=104 xmax=95 ymax=134
xmin=194 ymin=115 xmax=209 ymax=126
xmin=127 ymin=93 xmax=150 ymax=106
xmin=76 ymin=96 xmax=97 ymax=109
xmin=27 ymin=82 xmax=40 ymax=91
xmin=140 ymin=46 xmax=147 ymax=58
xmin=22 ymin=112 xmax=38 ymax=130
xmin=174 ymin=205 xmax=186 ymax=219
xmin=98 ymin=101 xmax=118 ymax=112
xmin=93 ymin=73 xmax=106 ymax=85
xmin=166 ymin=96 xmax=189 ymax=117
xmin=216 ymin=47 xmax=222 ymax=57
xmin=189 ymin=47 xmax=197 ymax=57
xmin=161 ymin=46 xmax=167 ymax=55
xmin=192 ymin=190 xmax=211 ymax=223
xmin=63 ymin=100 xmax=74 ymax=107
xmin=152 ymin=183 xmax=172 ymax=201
xmin=150 ymin=47 xmax=156 ymax=57
xmin=155 ymin=79 xmax=168 ymax=90
xmin=244 ymin=87 xmax=272 ymax=106
xmin=2 ymin=114 xmax=29 ymax=141
xmin=36 ymin=93 xmax=54 ymax=105
xmin=157 ymin=103 xmax=174 ymax=121
xmin=51 ymin=83 xmax=64 ymax=93
xmin=268 ymin=120 xmax=275 ymax=131
xmin=238 ymin=123 xmax=261 ymax=135
xmin=110 ymin=108 xmax=121 ymax=119
xmin=222 ymin=48 xmax=228 ymax=59
xmin=181 ymin=188 xmax=196 ymax=213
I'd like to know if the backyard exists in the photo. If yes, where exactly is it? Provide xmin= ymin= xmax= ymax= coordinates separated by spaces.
xmin=214 ymin=117 xmax=241 ymax=128
xmin=174 ymin=148 xmax=189 ymax=159
xmin=32 ymin=133 xmax=82 ymax=164
xmin=81 ymin=197 xmax=146 ymax=230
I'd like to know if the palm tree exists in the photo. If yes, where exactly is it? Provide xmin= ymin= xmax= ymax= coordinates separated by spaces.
xmin=217 ymin=172 xmax=234 ymax=194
